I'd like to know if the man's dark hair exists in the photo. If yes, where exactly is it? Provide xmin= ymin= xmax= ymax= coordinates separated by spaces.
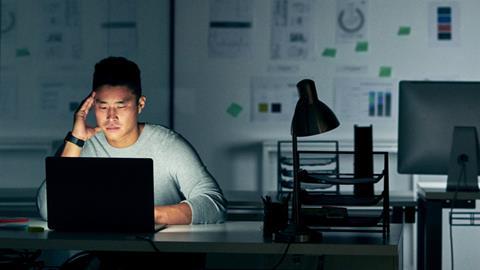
xmin=92 ymin=57 xmax=142 ymax=98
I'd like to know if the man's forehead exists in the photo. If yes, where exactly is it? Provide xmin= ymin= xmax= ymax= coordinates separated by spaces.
xmin=94 ymin=86 xmax=136 ymax=102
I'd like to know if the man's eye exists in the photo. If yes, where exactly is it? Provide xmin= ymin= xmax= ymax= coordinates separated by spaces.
xmin=99 ymin=106 xmax=107 ymax=110
xmin=117 ymin=105 xmax=126 ymax=108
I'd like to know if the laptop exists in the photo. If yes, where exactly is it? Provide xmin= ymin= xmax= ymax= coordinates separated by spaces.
xmin=45 ymin=157 xmax=162 ymax=233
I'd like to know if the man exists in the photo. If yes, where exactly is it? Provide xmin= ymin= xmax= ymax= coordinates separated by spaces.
xmin=37 ymin=57 xmax=227 ymax=225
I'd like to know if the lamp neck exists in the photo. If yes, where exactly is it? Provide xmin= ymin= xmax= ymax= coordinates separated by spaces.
xmin=292 ymin=133 xmax=301 ymax=225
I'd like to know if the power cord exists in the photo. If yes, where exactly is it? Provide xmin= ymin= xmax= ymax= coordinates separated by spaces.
xmin=449 ymin=154 xmax=467 ymax=270
xmin=272 ymin=239 xmax=292 ymax=270
xmin=135 ymin=235 xmax=161 ymax=253
xmin=0 ymin=249 xmax=43 ymax=269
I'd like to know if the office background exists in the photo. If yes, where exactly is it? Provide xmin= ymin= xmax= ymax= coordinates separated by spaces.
xmin=0 ymin=0 xmax=170 ymax=188
xmin=2 ymin=0 xmax=480 ymax=269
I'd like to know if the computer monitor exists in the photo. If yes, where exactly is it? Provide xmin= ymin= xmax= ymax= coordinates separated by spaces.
xmin=398 ymin=81 xmax=480 ymax=192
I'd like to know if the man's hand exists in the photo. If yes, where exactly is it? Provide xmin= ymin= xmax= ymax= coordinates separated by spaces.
xmin=72 ymin=91 xmax=101 ymax=140
xmin=154 ymin=203 xmax=192 ymax=225
xmin=62 ymin=92 xmax=101 ymax=157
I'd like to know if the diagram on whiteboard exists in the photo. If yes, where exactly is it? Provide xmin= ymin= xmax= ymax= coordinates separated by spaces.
xmin=100 ymin=0 xmax=138 ymax=60
xmin=40 ymin=0 xmax=82 ymax=64
xmin=0 ymin=0 xmax=17 ymax=66
xmin=428 ymin=1 xmax=460 ymax=47
xmin=208 ymin=0 xmax=253 ymax=58
xmin=336 ymin=0 xmax=368 ymax=44
xmin=270 ymin=0 xmax=314 ymax=60
xmin=334 ymin=78 xmax=396 ymax=126
xmin=0 ymin=69 xmax=17 ymax=119
xmin=250 ymin=76 xmax=299 ymax=123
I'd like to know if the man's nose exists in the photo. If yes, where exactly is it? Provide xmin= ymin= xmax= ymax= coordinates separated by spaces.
xmin=107 ymin=108 xmax=118 ymax=119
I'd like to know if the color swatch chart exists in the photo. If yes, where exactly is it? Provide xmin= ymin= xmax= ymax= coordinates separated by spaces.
xmin=368 ymin=91 xmax=391 ymax=117
xmin=437 ymin=6 xmax=452 ymax=40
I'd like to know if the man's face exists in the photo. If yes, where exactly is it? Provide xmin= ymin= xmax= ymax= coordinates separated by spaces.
xmin=94 ymin=85 xmax=145 ymax=147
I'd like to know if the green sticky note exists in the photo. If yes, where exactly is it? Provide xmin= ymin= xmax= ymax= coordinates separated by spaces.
xmin=355 ymin=41 xmax=368 ymax=52
xmin=379 ymin=66 xmax=392 ymax=77
xmin=322 ymin=48 xmax=336 ymax=58
xmin=398 ymin=26 xmax=411 ymax=36
xmin=227 ymin=102 xmax=243 ymax=117
xmin=16 ymin=48 xmax=30 ymax=57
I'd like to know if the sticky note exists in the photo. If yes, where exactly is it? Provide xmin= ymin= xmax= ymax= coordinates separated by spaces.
xmin=271 ymin=103 xmax=282 ymax=113
xmin=16 ymin=48 xmax=30 ymax=57
xmin=322 ymin=48 xmax=336 ymax=58
xmin=258 ymin=103 xmax=268 ymax=113
xmin=226 ymin=102 xmax=243 ymax=117
xmin=379 ymin=66 xmax=392 ymax=77
xmin=398 ymin=26 xmax=411 ymax=36
xmin=27 ymin=226 xmax=45 ymax=233
xmin=355 ymin=41 xmax=368 ymax=52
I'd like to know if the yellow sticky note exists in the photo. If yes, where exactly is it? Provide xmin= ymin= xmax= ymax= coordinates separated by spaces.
xmin=355 ymin=41 xmax=368 ymax=52
xmin=258 ymin=103 xmax=268 ymax=113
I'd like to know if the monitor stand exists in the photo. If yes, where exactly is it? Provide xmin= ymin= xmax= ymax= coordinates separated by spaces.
xmin=447 ymin=126 xmax=480 ymax=192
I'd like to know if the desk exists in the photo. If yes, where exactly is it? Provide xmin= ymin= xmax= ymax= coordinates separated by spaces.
xmin=417 ymin=182 xmax=480 ymax=270
xmin=0 ymin=219 xmax=403 ymax=269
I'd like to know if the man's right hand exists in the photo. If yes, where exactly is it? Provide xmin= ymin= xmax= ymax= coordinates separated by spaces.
xmin=72 ymin=91 xmax=101 ymax=141
xmin=62 ymin=92 xmax=101 ymax=157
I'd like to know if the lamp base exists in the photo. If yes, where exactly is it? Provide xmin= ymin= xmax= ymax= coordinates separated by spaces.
xmin=273 ymin=223 xmax=322 ymax=243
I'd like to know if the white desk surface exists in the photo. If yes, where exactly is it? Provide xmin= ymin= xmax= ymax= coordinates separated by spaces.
xmin=0 ymin=219 xmax=402 ymax=256
xmin=418 ymin=182 xmax=480 ymax=200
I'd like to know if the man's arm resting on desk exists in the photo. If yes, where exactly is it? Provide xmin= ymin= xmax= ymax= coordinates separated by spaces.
xmin=154 ymin=202 xmax=192 ymax=225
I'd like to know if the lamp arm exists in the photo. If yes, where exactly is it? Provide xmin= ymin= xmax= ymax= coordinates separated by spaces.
xmin=292 ymin=132 xmax=301 ymax=226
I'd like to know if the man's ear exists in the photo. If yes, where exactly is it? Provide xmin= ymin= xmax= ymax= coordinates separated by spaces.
xmin=138 ymin=96 xmax=146 ymax=114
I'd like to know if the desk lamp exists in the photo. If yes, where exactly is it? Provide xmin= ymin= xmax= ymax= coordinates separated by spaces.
xmin=274 ymin=79 xmax=340 ymax=243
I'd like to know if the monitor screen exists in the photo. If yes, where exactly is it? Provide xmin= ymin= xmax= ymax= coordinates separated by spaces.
xmin=398 ymin=81 xmax=480 ymax=175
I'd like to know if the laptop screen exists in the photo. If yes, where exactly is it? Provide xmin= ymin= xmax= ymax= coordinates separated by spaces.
xmin=46 ymin=157 xmax=155 ymax=233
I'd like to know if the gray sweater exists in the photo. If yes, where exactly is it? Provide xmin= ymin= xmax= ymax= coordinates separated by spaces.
xmin=37 ymin=124 xmax=227 ymax=224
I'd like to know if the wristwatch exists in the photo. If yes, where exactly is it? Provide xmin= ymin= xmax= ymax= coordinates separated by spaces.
xmin=64 ymin=132 xmax=85 ymax=148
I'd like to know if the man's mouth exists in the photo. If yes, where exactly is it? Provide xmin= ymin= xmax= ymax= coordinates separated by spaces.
xmin=105 ymin=126 xmax=120 ymax=131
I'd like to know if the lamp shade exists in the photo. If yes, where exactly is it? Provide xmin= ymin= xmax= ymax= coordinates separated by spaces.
xmin=291 ymin=79 xmax=340 ymax=137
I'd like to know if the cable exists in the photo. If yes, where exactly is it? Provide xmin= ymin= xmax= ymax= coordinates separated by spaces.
xmin=59 ymin=250 xmax=92 ymax=269
xmin=272 ymin=239 xmax=292 ymax=270
xmin=135 ymin=235 xmax=161 ymax=253
xmin=0 ymin=249 xmax=43 ymax=269
xmin=449 ymin=156 xmax=467 ymax=270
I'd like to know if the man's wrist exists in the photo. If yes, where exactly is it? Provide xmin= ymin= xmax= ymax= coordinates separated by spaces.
xmin=64 ymin=132 xmax=85 ymax=148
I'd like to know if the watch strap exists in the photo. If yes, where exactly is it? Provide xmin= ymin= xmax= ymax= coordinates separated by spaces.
xmin=64 ymin=132 xmax=85 ymax=147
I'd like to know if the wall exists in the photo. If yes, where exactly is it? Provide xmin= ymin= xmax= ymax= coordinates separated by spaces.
xmin=174 ymin=1 xmax=480 ymax=269
xmin=174 ymin=0 xmax=444 ymax=193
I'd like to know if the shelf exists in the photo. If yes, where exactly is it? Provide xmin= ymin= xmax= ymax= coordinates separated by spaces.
xmin=303 ymin=208 xmax=385 ymax=227
xmin=301 ymin=191 xmax=385 ymax=206
xmin=275 ymin=141 xmax=390 ymax=238
xmin=303 ymin=172 xmax=385 ymax=185
xmin=280 ymin=180 xmax=333 ymax=190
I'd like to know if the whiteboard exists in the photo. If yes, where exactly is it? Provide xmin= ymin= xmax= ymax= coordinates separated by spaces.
xmin=174 ymin=0 xmax=480 ymax=193
xmin=0 ymin=0 xmax=170 ymax=188
xmin=0 ymin=0 xmax=170 ymax=141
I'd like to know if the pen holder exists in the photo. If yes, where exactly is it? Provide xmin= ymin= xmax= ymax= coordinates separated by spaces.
xmin=262 ymin=198 xmax=288 ymax=238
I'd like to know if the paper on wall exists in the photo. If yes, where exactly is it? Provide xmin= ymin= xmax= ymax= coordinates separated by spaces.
xmin=250 ymin=76 xmax=300 ymax=123
xmin=334 ymin=78 xmax=395 ymax=126
xmin=271 ymin=0 xmax=314 ymax=60
xmin=336 ymin=0 xmax=368 ymax=44
xmin=208 ymin=0 xmax=253 ymax=58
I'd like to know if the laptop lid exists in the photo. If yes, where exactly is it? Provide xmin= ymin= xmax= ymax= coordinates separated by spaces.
xmin=45 ymin=157 xmax=155 ymax=233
